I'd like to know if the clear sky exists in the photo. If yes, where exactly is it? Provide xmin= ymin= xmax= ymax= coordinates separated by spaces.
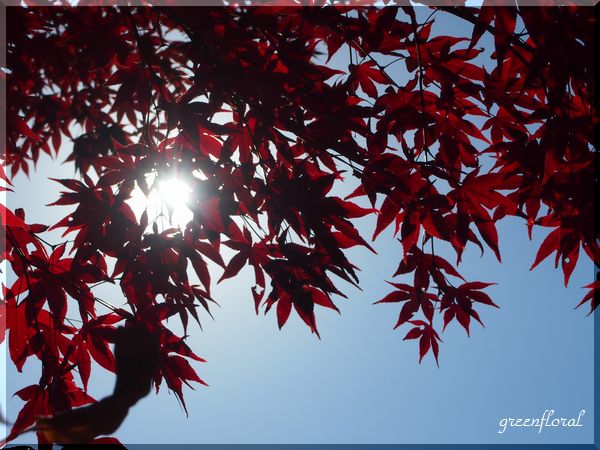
xmin=2 ymin=7 xmax=594 ymax=446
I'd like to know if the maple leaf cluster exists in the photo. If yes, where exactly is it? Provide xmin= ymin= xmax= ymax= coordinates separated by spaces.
xmin=1 ymin=4 xmax=596 ymax=445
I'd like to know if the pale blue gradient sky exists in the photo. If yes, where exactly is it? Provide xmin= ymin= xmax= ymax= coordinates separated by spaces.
xmin=3 ymin=8 xmax=594 ymax=446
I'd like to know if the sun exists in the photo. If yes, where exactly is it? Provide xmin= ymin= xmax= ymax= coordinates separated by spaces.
xmin=157 ymin=178 xmax=191 ymax=212
xmin=128 ymin=174 xmax=194 ymax=230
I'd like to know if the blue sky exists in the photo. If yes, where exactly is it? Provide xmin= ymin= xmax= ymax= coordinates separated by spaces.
xmin=2 ymin=7 xmax=595 ymax=446
xmin=3 ymin=152 xmax=595 ymax=445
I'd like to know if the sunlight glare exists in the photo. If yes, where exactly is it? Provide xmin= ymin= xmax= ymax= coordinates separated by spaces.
xmin=128 ymin=174 xmax=194 ymax=230
xmin=158 ymin=178 xmax=191 ymax=211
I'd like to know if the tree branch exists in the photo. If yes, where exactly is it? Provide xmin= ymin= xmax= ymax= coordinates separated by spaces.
xmin=435 ymin=6 xmax=536 ymax=54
